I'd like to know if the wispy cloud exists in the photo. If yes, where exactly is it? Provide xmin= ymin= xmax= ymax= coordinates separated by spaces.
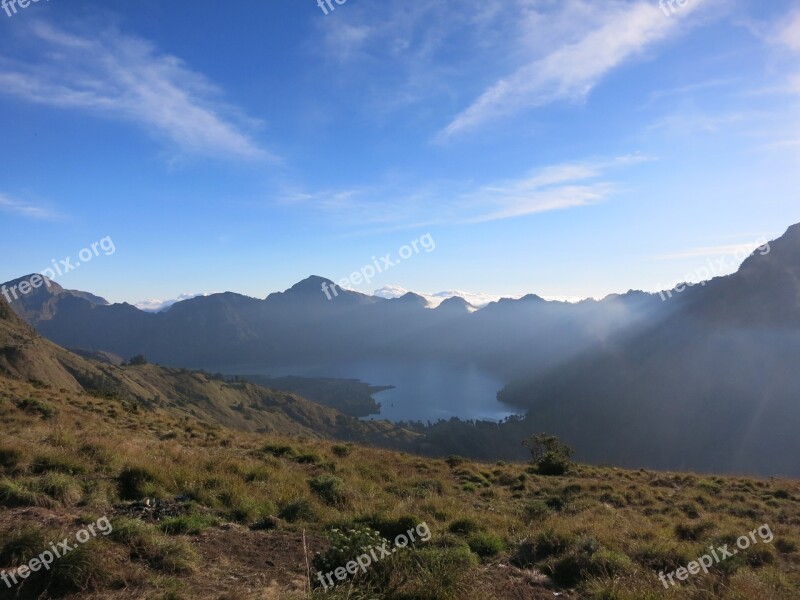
xmin=438 ymin=0 xmax=707 ymax=141
xmin=778 ymin=9 xmax=800 ymax=52
xmin=0 ymin=23 xmax=269 ymax=161
xmin=0 ymin=193 xmax=60 ymax=220
xmin=463 ymin=155 xmax=650 ymax=223
xmin=281 ymin=154 xmax=650 ymax=228
xmin=652 ymin=242 xmax=769 ymax=261
xmin=644 ymin=77 xmax=742 ymax=105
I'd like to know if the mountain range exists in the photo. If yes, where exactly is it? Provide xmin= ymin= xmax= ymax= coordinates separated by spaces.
xmin=3 ymin=222 xmax=800 ymax=475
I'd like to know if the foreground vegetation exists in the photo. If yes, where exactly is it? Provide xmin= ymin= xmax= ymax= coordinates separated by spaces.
xmin=1 ymin=376 xmax=799 ymax=599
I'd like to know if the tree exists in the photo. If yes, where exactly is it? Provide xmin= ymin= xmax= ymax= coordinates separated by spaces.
xmin=523 ymin=433 xmax=574 ymax=476
xmin=128 ymin=355 xmax=148 ymax=366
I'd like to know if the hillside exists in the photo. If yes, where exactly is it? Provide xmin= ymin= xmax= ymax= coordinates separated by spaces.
xmin=0 ymin=299 xmax=417 ymax=445
xmin=2 ymin=374 xmax=800 ymax=600
xmin=0 ymin=298 xmax=799 ymax=598
xmin=498 ymin=224 xmax=800 ymax=476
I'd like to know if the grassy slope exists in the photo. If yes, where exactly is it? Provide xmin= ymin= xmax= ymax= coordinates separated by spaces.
xmin=0 ymin=300 xmax=419 ymax=445
xmin=1 ymin=376 xmax=799 ymax=600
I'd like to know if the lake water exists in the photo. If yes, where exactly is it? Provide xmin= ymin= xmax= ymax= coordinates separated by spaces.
xmin=224 ymin=359 xmax=521 ymax=423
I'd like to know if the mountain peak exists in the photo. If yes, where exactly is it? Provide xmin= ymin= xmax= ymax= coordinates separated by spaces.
xmin=392 ymin=292 xmax=429 ymax=306
xmin=435 ymin=296 xmax=476 ymax=313
xmin=286 ymin=275 xmax=336 ymax=294
xmin=1 ymin=273 xmax=63 ymax=297
xmin=266 ymin=276 xmax=380 ymax=307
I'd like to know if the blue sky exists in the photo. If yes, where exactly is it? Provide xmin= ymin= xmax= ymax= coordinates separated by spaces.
xmin=1 ymin=0 xmax=799 ymax=304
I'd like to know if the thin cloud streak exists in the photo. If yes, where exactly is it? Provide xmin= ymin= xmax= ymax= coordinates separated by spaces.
xmin=438 ymin=0 xmax=707 ymax=141
xmin=0 ymin=193 xmax=60 ymax=220
xmin=281 ymin=154 xmax=651 ymax=228
xmin=653 ymin=243 xmax=768 ymax=261
xmin=0 ymin=23 xmax=270 ymax=162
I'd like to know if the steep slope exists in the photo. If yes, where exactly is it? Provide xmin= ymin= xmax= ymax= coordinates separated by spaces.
xmin=0 ymin=275 xmax=107 ymax=326
xmin=1 ymin=374 xmax=799 ymax=600
xmin=0 ymin=298 xmax=417 ymax=443
xmin=499 ymin=224 xmax=800 ymax=476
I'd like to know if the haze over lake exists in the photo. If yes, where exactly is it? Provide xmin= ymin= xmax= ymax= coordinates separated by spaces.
xmin=221 ymin=359 xmax=520 ymax=423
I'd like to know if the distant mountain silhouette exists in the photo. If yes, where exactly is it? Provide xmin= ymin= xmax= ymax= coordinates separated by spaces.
xmin=5 ymin=224 xmax=800 ymax=475
xmin=499 ymin=223 xmax=800 ymax=476
xmin=2 ymin=274 xmax=662 ymax=381
xmin=1 ymin=275 xmax=108 ymax=326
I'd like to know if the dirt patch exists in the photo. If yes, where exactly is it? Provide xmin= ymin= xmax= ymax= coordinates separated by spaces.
xmin=0 ymin=507 xmax=83 ymax=535
xmin=183 ymin=526 xmax=328 ymax=598
xmin=475 ymin=562 xmax=575 ymax=600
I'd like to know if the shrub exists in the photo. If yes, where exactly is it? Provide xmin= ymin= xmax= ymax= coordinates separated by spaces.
xmin=551 ymin=551 xmax=594 ymax=586
xmin=278 ymin=499 xmax=317 ymax=523
xmin=331 ymin=444 xmax=351 ymax=457
xmin=308 ymin=475 xmax=347 ymax=506
xmin=0 ymin=446 xmax=23 ymax=471
xmin=118 ymin=466 xmax=165 ymax=500
xmin=0 ymin=526 xmax=116 ymax=596
xmin=145 ymin=538 xmax=199 ymax=573
xmin=0 ymin=479 xmax=49 ymax=507
xmin=524 ymin=500 xmax=552 ymax=521
xmin=47 ymin=540 xmax=116 ymax=594
xmin=0 ymin=525 xmax=48 ymax=566
xmin=512 ymin=529 xmax=575 ymax=567
xmin=589 ymin=548 xmax=634 ymax=577
xmin=79 ymin=443 xmax=117 ymax=469
xmin=448 ymin=518 xmax=482 ymax=537
xmin=15 ymin=398 xmax=58 ymax=420
xmin=371 ymin=546 xmax=479 ymax=598
xmin=312 ymin=526 xmax=386 ymax=582
xmin=32 ymin=454 xmax=87 ymax=475
xmin=109 ymin=517 xmax=153 ymax=546
xmin=110 ymin=517 xmax=198 ymax=573
xmin=745 ymin=544 xmax=776 ymax=567
xmin=244 ymin=466 xmax=271 ymax=483
xmin=411 ymin=479 xmax=444 ymax=497
xmin=35 ymin=472 xmax=83 ymax=505
xmin=545 ymin=495 xmax=567 ymax=511
xmin=445 ymin=455 xmax=467 ymax=468
xmin=522 ymin=433 xmax=574 ymax=476
xmin=261 ymin=443 xmax=296 ymax=458
xmin=466 ymin=532 xmax=504 ymax=558
xmin=360 ymin=515 xmax=422 ymax=541
xmin=295 ymin=453 xmax=322 ymax=465
xmin=675 ymin=520 xmax=713 ymax=541
xmin=158 ymin=514 xmax=218 ymax=535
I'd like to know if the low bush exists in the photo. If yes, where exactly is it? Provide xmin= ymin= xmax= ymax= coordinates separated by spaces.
xmin=278 ymin=499 xmax=317 ymax=523
xmin=309 ymin=475 xmax=347 ymax=507
xmin=158 ymin=514 xmax=218 ymax=535
xmin=448 ymin=518 xmax=482 ymax=537
xmin=466 ymin=532 xmax=504 ymax=558
xmin=118 ymin=466 xmax=165 ymax=500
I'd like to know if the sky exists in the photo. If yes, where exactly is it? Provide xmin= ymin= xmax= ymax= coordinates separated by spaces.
xmin=1 ymin=0 xmax=799 ymax=304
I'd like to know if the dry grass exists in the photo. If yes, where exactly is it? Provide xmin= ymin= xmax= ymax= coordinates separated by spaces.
xmin=0 ymin=376 xmax=799 ymax=599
